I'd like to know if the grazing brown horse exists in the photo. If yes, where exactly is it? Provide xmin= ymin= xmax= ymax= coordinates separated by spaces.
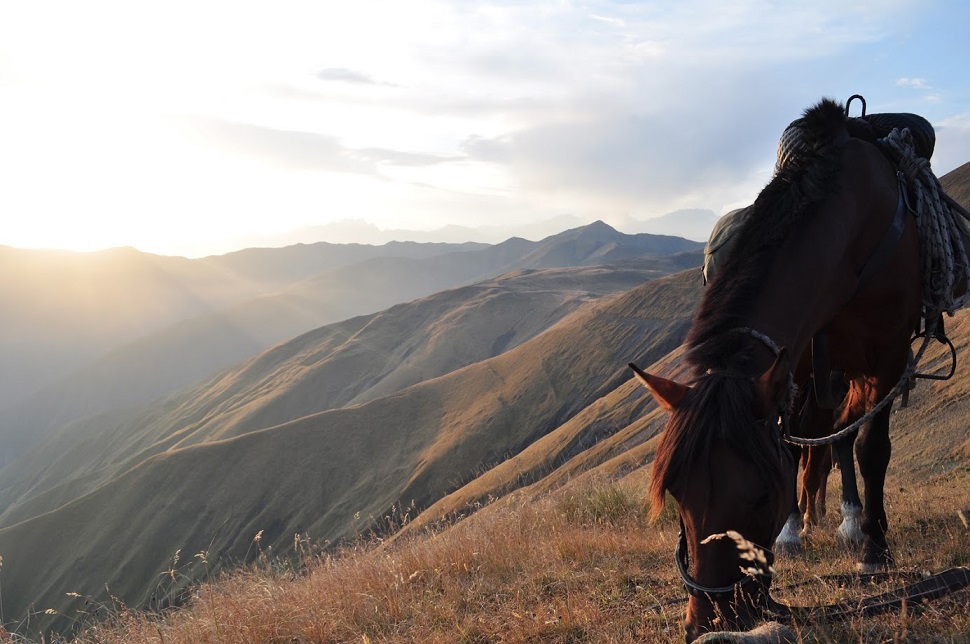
xmin=631 ymin=98 xmax=921 ymax=642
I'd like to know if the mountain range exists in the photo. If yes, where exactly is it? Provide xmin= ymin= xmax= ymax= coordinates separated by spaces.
xmin=217 ymin=208 xmax=720 ymax=250
xmin=0 ymin=223 xmax=701 ymax=464
xmin=0 ymin=160 xmax=966 ymax=639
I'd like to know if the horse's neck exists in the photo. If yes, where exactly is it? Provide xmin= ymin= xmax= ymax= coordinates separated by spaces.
xmin=747 ymin=142 xmax=895 ymax=363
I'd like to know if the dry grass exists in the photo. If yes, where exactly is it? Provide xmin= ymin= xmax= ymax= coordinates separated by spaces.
xmin=60 ymin=473 xmax=969 ymax=644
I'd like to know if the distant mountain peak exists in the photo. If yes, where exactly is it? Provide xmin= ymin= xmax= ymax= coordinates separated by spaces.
xmin=554 ymin=220 xmax=624 ymax=244
xmin=584 ymin=219 xmax=618 ymax=233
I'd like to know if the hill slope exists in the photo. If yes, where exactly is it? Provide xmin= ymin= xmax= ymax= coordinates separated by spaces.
xmin=0 ymin=246 xmax=266 ymax=410
xmin=0 ymin=269 xmax=703 ymax=636
xmin=0 ymin=240 xmax=486 ymax=411
xmin=0 ymin=225 xmax=702 ymax=462
xmin=0 ymin=243 xmax=483 ymax=452
xmin=940 ymin=160 xmax=970 ymax=208
xmin=0 ymin=262 xmax=680 ymax=526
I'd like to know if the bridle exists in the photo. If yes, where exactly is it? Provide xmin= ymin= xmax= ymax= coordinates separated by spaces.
xmin=675 ymin=327 xmax=788 ymax=602
xmin=675 ymin=520 xmax=775 ymax=600
xmin=703 ymin=326 xmax=797 ymax=438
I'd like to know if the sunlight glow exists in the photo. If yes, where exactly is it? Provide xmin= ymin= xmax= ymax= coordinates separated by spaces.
xmin=0 ymin=0 xmax=966 ymax=256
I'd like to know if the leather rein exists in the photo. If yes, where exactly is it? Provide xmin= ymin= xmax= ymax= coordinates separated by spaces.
xmin=675 ymin=520 xmax=776 ymax=600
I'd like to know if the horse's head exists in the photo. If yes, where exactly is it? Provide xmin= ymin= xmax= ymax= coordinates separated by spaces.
xmin=632 ymin=350 xmax=796 ymax=642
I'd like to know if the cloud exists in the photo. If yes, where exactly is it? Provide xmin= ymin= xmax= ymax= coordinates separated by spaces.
xmin=933 ymin=113 xmax=970 ymax=175
xmin=589 ymin=13 xmax=625 ymax=28
xmin=459 ymin=60 xmax=807 ymax=215
xmin=316 ymin=67 xmax=380 ymax=84
xmin=259 ymin=83 xmax=327 ymax=101
xmin=462 ymin=115 xmax=767 ymax=216
xmin=353 ymin=148 xmax=463 ymax=167
xmin=897 ymin=77 xmax=930 ymax=90
xmin=400 ymin=1 xmax=929 ymax=213
xmin=171 ymin=115 xmax=468 ymax=175
xmin=172 ymin=116 xmax=379 ymax=175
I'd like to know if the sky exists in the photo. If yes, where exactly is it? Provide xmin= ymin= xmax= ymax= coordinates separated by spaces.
xmin=1 ymin=0 xmax=968 ymax=257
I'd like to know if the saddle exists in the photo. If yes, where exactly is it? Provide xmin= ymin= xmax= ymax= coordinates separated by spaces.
xmin=776 ymin=107 xmax=936 ymax=172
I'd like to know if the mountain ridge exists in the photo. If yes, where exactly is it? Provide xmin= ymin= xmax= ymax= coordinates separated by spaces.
xmin=0 ymin=239 xmax=483 ymax=413
xmin=0 ymin=260 xmax=695 ymax=527
xmin=0 ymin=224 xmax=702 ymax=463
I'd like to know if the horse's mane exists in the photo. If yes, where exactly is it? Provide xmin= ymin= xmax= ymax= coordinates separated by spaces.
xmin=685 ymin=98 xmax=849 ymax=373
xmin=649 ymin=98 xmax=849 ymax=516
xmin=648 ymin=373 xmax=788 ymax=518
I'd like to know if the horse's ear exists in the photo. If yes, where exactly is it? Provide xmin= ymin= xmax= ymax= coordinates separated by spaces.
xmin=628 ymin=363 xmax=689 ymax=411
xmin=755 ymin=348 xmax=790 ymax=416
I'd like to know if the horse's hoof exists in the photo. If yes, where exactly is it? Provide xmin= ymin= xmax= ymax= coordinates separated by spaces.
xmin=858 ymin=547 xmax=894 ymax=573
xmin=775 ymin=515 xmax=802 ymax=557
xmin=836 ymin=502 xmax=864 ymax=545
xmin=774 ymin=540 xmax=802 ymax=557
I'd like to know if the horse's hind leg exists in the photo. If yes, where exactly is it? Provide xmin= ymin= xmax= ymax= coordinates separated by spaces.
xmin=855 ymin=404 xmax=894 ymax=571
xmin=795 ymin=380 xmax=839 ymax=536
xmin=799 ymin=444 xmax=831 ymax=535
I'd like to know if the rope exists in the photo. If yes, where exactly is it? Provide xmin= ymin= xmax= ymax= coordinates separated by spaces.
xmin=878 ymin=128 xmax=970 ymax=314
xmin=783 ymin=327 xmax=932 ymax=447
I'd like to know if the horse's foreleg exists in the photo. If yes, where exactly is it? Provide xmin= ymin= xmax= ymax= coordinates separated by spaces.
xmin=829 ymin=380 xmax=866 ymax=547
xmin=776 ymin=443 xmax=803 ymax=555
xmin=834 ymin=432 xmax=864 ymax=546
xmin=855 ymin=405 xmax=894 ymax=572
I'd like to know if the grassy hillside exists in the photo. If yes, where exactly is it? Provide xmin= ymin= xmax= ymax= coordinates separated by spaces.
xmin=941 ymin=160 xmax=970 ymax=208
xmin=48 ymin=287 xmax=970 ymax=644
xmin=0 ymin=262 xmax=676 ymax=527
xmin=0 ymin=269 xmax=702 ymax=638
xmin=63 ymin=470 xmax=970 ymax=643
